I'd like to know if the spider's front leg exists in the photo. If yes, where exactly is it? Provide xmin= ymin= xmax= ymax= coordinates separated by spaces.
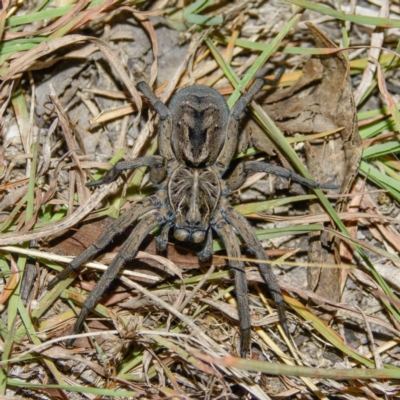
xmin=136 ymin=81 xmax=175 ymax=163
xmin=65 ymin=210 xmax=165 ymax=346
xmin=213 ymin=213 xmax=252 ymax=357
xmin=87 ymin=80 xmax=176 ymax=188
xmin=227 ymin=161 xmax=339 ymax=192
xmin=221 ymin=205 xmax=289 ymax=338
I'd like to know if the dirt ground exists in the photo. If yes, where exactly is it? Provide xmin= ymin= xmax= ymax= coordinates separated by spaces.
xmin=1 ymin=0 xmax=400 ymax=399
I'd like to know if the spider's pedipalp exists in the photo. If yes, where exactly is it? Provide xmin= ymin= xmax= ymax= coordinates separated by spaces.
xmin=66 ymin=211 xmax=164 ymax=346
xmin=47 ymin=200 xmax=155 ymax=290
xmin=222 ymin=206 xmax=289 ymax=338
xmin=197 ymin=228 xmax=213 ymax=263
xmin=213 ymin=214 xmax=251 ymax=357
xmin=156 ymin=221 xmax=173 ymax=254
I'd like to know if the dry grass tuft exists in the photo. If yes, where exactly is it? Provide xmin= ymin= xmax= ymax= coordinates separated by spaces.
xmin=0 ymin=0 xmax=400 ymax=398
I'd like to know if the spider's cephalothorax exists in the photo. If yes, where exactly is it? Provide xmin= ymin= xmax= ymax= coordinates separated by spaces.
xmin=48 ymin=79 xmax=337 ymax=356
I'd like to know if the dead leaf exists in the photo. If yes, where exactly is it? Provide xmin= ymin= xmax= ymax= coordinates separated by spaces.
xmin=262 ymin=23 xmax=362 ymax=304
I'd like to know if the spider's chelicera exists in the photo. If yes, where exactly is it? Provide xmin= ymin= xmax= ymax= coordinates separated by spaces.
xmin=48 ymin=78 xmax=336 ymax=356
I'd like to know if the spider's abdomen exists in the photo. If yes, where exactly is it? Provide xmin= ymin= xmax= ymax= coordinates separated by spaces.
xmin=168 ymin=85 xmax=229 ymax=167
xmin=168 ymin=166 xmax=221 ymax=243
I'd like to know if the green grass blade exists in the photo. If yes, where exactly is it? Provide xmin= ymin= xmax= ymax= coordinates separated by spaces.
xmin=6 ymin=380 xmax=136 ymax=397
xmin=207 ymin=8 xmax=400 ymax=323
xmin=360 ymin=161 xmax=400 ymax=201
xmin=234 ymin=195 xmax=316 ymax=214
xmin=206 ymin=354 xmax=400 ymax=379
xmin=229 ymin=13 xmax=301 ymax=108
xmin=359 ymin=116 xmax=397 ymax=140
xmin=285 ymin=296 xmax=389 ymax=368
xmin=5 ymin=0 xmax=105 ymax=27
xmin=183 ymin=0 xmax=224 ymax=25
xmin=286 ymin=0 xmax=400 ymax=28
xmin=363 ymin=141 xmax=400 ymax=159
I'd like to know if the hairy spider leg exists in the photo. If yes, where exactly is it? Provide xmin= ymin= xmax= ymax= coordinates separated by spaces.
xmin=262 ymin=66 xmax=285 ymax=86
xmin=222 ymin=205 xmax=289 ymax=338
xmin=136 ymin=81 xmax=175 ymax=163
xmin=137 ymin=81 xmax=176 ymax=183
xmin=215 ymin=78 xmax=265 ymax=174
xmin=231 ymin=79 xmax=265 ymax=120
xmin=136 ymin=81 xmax=170 ymax=120
xmin=47 ymin=200 xmax=155 ymax=290
xmin=227 ymin=161 xmax=339 ymax=192
xmin=86 ymin=156 xmax=165 ymax=187
xmin=213 ymin=214 xmax=251 ymax=357
xmin=66 ymin=211 xmax=163 ymax=346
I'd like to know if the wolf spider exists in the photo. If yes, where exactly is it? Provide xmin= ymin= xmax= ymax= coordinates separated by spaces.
xmin=48 ymin=78 xmax=336 ymax=356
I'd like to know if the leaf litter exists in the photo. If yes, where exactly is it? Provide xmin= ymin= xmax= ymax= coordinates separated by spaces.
xmin=0 ymin=0 xmax=400 ymax=399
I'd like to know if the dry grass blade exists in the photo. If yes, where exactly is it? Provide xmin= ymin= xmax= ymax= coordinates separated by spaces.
xmin=1 ymin=0 xmax=400 ymax=398
xmin=0 ymin=186 xmax=111 ymax=245
xmin=49 ymin=86 xmax=90 ymax=204
xmin=5 ymin=0 xmax=92 ymax=40
xmin=1 ymin=34 xmax=142 ymax=123
xmin=194 ymin=353 xmax=400 ymax=380
xmin=118 ymin=275 xmax=273 ymax=400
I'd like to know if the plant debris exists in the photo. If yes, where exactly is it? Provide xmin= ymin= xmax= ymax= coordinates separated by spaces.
xmin=0 ymin=1 xmax=400 ymax=399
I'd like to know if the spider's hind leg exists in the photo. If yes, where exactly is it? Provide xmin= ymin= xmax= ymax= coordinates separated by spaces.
xmin=222 ymin=205 xmax=289 ymax=339
xmin=230 ymin=78 xmax=265 ymax=120
xmin=261 ymin=66 xmax=285 ymax=86
xmin=213 ymin=215 xmax=252 ymax=357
